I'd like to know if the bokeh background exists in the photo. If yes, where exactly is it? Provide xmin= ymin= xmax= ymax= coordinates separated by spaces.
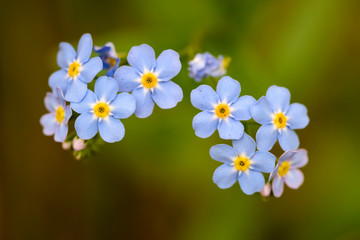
xmin=1 ymin=0 xmax=360 ymax=239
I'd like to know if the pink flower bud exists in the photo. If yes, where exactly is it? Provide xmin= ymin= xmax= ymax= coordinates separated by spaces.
xmin=260 ymin=183 xmax=271 ymax=197
xmin=72 ymin=137 xmax=86 ymax=151
xmin=62 ymin=141 xmax=71 ymax=150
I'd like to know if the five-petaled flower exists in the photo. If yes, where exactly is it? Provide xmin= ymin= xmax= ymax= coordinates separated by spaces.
xmin=114 ymin=44 xmax=183 ymax=118
xmin=251 ymin=85 xmax=310 ymax=151
xmin=269 ymin=149 xmax=308 ymax=197
xmin=71 ymin=76 xmax=136 ymax=143
xmin=210 ymin=133 xmax=276 ymax=195
xmin=40 ymin=88 xmax=72 ymax=142
xmin=49 ymin=33 xmax=103 ymax=102
xmin=191 ymin=76 xmax=255 ymax=140
xmin=94 ymin=42 xmax=120 ymax=77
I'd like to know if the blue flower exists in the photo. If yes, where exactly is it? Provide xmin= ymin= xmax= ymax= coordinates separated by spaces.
xmin=251 ymin=85 xmax=310 ymax=151
xmin=94 ymin=42 xmax=120 ymax=77
xmin=210 ymin=133 xmax=276 ymax=195
xmin=269 ymin=149 xmax=308 ymax=197
xmin=190 ymin=76 xmax=255 ymax=140
xmin=49 ymin=33 xmax=103 ymax=102
xmin=114 ymin=44 xmax=183 ymax=118
xmin=40 ymin=88 xmax=72 ymax=142
xmin=188 ymin=52 xmax=229 ymax=82
xmin=71 ymin=76 xmax=136 ymax=143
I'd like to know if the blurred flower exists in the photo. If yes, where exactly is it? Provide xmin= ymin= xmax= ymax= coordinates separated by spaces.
xmin=251 ymin=85 xmax=309 ymax=151
xmin=210 ymin=133 xmax=276 ymax=195
xmin=188 ymin=52 xmax=230 ymax=82
xmin=114 ymin=44 xmax=183 ymax=118
xmin=191 ymin=76 xmax=255 ymax=140
xmin=94 ymin=42 xmax=120 ymax=77
xmin=71 ymin=76 xmax=136 ymax=143
xmin=269 ymin=149 xmax=308 ymax=198
xmin=40 ymin=88 xmax=72 ymax=142
xmin=260 ymin=183 xmax=271 ymax=197
xmin=49 ymin=33 xmax=103 ymax=102
xmin=62 ymin=141 xmax=71 ymax=150
xmin=72 ymin=137 xmax=87 ymax=151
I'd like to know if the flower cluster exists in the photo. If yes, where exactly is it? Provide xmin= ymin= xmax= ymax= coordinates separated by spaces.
xmin=191 ymin=76 xmax=310 ymax=197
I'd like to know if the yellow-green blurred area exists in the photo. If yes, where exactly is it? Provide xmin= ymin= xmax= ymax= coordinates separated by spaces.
xmin=1 ymin=0 xmax=360 ymax=239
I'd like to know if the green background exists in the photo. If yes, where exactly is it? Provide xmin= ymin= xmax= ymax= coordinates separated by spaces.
xmin=1 ymin=0 xmax=360 ymax=239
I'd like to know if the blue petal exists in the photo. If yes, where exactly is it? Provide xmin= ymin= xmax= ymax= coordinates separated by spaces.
xmin=44 ymin=92 xmax=59 ymax=112
xmin=79 ymin=57 xmax=103 ymax=83
xmin=152 ymin=81 xmax=183 ymax=109
xmin=114 ymin=66 xmax=142 ymax=92
xmin=127 ymin=44 xmax=156 ymax=73
xmin=216 ymin=76 xmax=240 ymax=104
xmin=232 ymin=133 xmax=256 ymax=158
xmin=74 ymin=112 xmax=98 ymax=140
xmin=210 ymin=144 xmax=237 ymax=163
xmin=155 ymin=49 xmax=181 ymax=81
xmin=77 ymin=33 xmax=93 ymax=63
xmin=54 ymin=124 xmax=68 ymax=142
xmin=64 ymin=79 xmax=88 ymax=102
xmin=40 ymin=113 xmax=57 ymax=136
xmin=284 ymin=169 xmax=304 ymax=189
xmin=289 ymin=149 xmax=308 ymax=168
xmin=238 ymin=170 xmax=265 ymax=195
xmin=286 ymin=103 xmax=309 ymax=129
xmin=218 ymin=118 xmax=244 ymax=140
xmin=250 ymin=151 xmax=276 ymax=173
xmin=55 ymin=87 xmax=66 ymax=107
xmin=272 ymin=175 xmax=284 ymax=198
xmin=48 ymin=70 xmax=69 ymax=95
xmin=110 ymin=93 xmax=136 ymax=119
xmin=278 ymin=128 xmax=299 ymax=151
xmin=231 ymin=95 xmax=255 ymax=120
xmin=98 ymin=117 xmax=125 ymax=143
xmin=269 ymin=164 xmax=279 ymax=181
xmin=132 ymin=87 xmax=154 ymax=118
xmin=266 ymin=85 xmax=291 ymax=113
xmin=190 ymin=85 xmax=219 ymax=111
xmin=71 ymin=90 xmax=97 ymax=114
xmin=256 ymin=124 xmax=279 ymax=151
xmin=56 ymin=42 xmax=76 ymax=69
xmin=94 ymin=76 xmax=118 ymax=102
xmin=212 ymin=164 xmax=238 ymax=189
xmin=192 ymin=111 xmax=218 ymax=138
xmin=250 ymin=96 xmax=273 ymax=125
xmin=64 ymin=105 xmax=72 ymax=121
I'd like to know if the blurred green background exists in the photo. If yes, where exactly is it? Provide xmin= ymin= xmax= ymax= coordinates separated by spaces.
xmin=1 ymin=0 xmax=360 ymax=239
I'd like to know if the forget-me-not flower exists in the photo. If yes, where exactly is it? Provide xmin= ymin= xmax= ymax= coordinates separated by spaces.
xmin=251 ymin=85 xmax=309 ymax=151
xmin=71 ymin=76 xmax=136 ymax=143
xmin=40 ymin=88 xmax=72 ymax=142
xmin=49 ymin=33 xmax=103 ymax=102
xmin=269 ymin=149 xmax=308 ymax=197
xmin=114 ymin=44 xmax=183 ymax=118
xmin=210 ymin=133 xmax=276 ymax=195
xmin=94 ymin=42 xmax=120 ymax=77
xmin=191 ymin=76 xmax=255 ymax=140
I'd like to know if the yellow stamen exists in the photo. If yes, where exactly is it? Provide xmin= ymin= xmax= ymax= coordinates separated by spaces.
xmin=55 ymin=106 xmax=65 ymax=123
xmin=274 ymin=112 xmax=287 ymax=129
xmin=221 ymin=56 xmax=231 ymax=69
xmin=68 ymin=61 xmax=81 ymax=78
xmin=94 ymin=102 xmax=110 ymax=118
xmin=108 ymin=57 xmax=117 ymax=67
xmin=278 ymin=161 xmax=290 ymax=176
xmin=142 ymin=72 xmax=157 ymax=89
xmin=215 ymin=104 xmax=230 ymax=118
xmin=234 ymin=156 xmax=250 ymax=171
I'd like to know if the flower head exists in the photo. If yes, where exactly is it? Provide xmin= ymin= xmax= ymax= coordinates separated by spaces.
xmin=269 ymin=149 xmax=308 ymax=197
xmin=251 ymin=85 xmax=310 ymax=151
xmin=94 ymin=42 xmax=120 ymax=77
xmin=210 ymin=133 xmax=276 ymax=195
xmin=49 ymin=33 xmax=103 ymax=102
xmin=71 ymin=76 xmax=136 ymax=143
xmin=114 ymin=44 xmax=183 ymax=118
xmin=40 ymin=88 xmax=72 ymax=142
xmin=191 ymin=76 xmax=255 ymax=140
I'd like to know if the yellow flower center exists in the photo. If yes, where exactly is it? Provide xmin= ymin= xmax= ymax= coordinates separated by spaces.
xmin=68 ymin=61 xmax=81 ymax=78
xmin=215 ymin=104 xmax=230 ymax=118
xmin=274 ymin=112 xmax=287 ymax=129
xmin=108 ymin=57 xmax=117 ymax=67
xmin=94 ymin=102 xmax=110 ymax=118
xmin=142 ymin=72 xmax=158 ymax=89
xmin=234 ymin=156 xmax=251 ymax=171
xmin=221 ymin=56 xmax=231 ymax=69
xmin=278 ymin=161 xmax=290 ymax=176
xmin=55 ymin=106 xmax=65 ymax=123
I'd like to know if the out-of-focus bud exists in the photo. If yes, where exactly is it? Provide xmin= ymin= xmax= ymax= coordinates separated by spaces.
xmin=62 ymin=141 xmax=71 ymax=150
xmin=72 ymin=137 xmax=87 ymax=151
xmin=260 ymin=183 xmax=271 ymax=197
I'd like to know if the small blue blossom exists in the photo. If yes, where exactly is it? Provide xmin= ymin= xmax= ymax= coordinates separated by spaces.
xmin=188 ymin=52 xmax=229 ymax=82
xmin=71 ymin=76 xmax=136 ymax=143
xmin=114 ymin=44 xmax=183 ymax=118
xmin=190 ymin=76 xmax=255 ymax=140
xmin=251 ymin=85 xmax=310 ymax=151
xmin=269 ymin=149 xmax=308 ymax=197
xmin=49 ymin=33 xmax=103 ymax=103
xmin=94 ymin=42 xmax=120 ymax=77
xmin=40 ymin=88 xmax=72 ymax=142
xmin=210 ymin=133 xmax=276 ymax=195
